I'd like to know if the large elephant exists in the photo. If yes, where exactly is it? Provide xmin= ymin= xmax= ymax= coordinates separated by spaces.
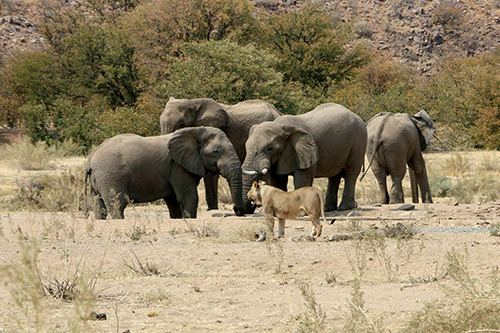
xmin=242 ymin=103 xmax=367 ymax=212
xmin=85 ymin=127 xmax=245 ymax=219
xmin=363 ymin=110 xmax=435 ymax=204
xmin=160 ymin=97 xmax=281 ymax=211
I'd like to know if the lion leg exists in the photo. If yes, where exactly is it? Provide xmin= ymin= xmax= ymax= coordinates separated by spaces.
xmin=277 ymin=218 xmax=286 ymax=238
xmin=310 ymin=217 xmax=322 ymax=237
xmin=265 ymin=214 xmax=275 ymax=237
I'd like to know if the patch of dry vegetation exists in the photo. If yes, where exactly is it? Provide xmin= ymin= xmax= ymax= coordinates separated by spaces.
xmin=404 ymin=248 xmax=500 ymax=332
xmin=0 ymin=237 xmax=104 ymax=331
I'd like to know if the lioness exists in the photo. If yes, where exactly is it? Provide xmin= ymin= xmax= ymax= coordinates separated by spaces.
xmin=247 ymin=181 xmax=327 ymax=238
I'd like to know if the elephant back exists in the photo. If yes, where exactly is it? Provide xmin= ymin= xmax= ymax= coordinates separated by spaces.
xmin=225 ymin=100 xmax=281 ymax=161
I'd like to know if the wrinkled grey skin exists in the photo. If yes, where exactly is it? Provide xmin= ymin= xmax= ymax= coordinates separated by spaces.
xmin=85 ymin=127 xmax=245 ymax=219
xmin=160 ymin=97 xmax=281 ymax=213
xmin=363 ymin=110 xmax=435 ymax=204
xmin=242 ymin=103 xmax=367 ymax=213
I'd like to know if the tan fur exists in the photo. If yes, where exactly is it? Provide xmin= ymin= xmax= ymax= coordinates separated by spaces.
xmin=247 ymin=181 xmax=327 ymax=238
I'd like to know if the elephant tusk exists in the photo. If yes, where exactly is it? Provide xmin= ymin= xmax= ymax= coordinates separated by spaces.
xmin=242 ymin=169 xmax=257 ymax=176
xmin=261 ymin=168 xmax=268 ymax=175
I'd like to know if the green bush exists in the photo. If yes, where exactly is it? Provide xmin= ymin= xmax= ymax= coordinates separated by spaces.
xmin=124 ymin=0 xmax=258 ymax=81
xmin=429 ymin=174 xmax=453 ymax=198
xmin=260 ymin=3 xmax=369 ymax=94
xmin=158 ymin=40 xmax=304 ymax=114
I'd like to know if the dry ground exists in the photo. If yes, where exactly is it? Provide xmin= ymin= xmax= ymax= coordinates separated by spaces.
xmin=0 ymin=151 xmax=499 ymax=332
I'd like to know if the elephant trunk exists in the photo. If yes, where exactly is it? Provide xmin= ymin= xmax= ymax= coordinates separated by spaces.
xmin=241 ymin=154 xmax=270 ymax=214
xmin=219 ymin=160 xmax=245 ymax=216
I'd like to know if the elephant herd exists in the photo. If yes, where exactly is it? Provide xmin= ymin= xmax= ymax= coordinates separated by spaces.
xmin=85 ymin=98 xmax=435 ymax=220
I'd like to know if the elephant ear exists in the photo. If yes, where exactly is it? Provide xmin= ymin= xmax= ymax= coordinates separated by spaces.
xmin=412 ymin=110 xmax=435 ymax=149
xmin=168 ymin=128 xmax=205 ymax=177
xmin=195 ymin=99 xmax=230 ymax=131
xmin=277 ymin=125 xmax=319 ymax=175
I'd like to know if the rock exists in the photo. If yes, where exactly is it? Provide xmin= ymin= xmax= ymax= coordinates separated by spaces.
xmin=329 ymin=234 xmax=353 ymax=242
xmin=392 ymin=204 xmax=415 ymax=211
xmin=256 ymin=232 xmax=266 ymax=242
xmin=432 ymin=32 xmax=444 ymax=45
xmin=89 ymin=311 xmax=107 ymax=321
xmin=291 ymin=235 xmax=316 ymax=242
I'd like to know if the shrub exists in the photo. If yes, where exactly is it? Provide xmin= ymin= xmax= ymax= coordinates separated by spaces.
xmin=429 ymin=174 xmax=453 ymax=198
xmin=124 ymin=0 xmax=258 ymax=82
xmin=260 ymin=3 xmax=370 ymax=94
xmin=12 ymin=167 xmax=85 ymax=212
xmin=158 ymin=40 xmax=303 ymax=114
xmin=404 ymin=249 xmax=500 ymax=332
xmin=432 ymin=5 xmax=463 ymax=33
xmin=2 ymin=137 xmax=58 ymax=170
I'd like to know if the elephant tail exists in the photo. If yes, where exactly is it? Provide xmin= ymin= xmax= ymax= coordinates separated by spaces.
xmin=83 ymin=166 xmax=91 ymax=217
xmin=360 ymin=113 xmax=391 ymax=181
xmin=360 ymin=141 xmax=382 ymax=181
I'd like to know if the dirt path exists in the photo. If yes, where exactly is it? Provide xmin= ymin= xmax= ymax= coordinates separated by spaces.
xmin=0 ymin=200 xmax=499 ymax=332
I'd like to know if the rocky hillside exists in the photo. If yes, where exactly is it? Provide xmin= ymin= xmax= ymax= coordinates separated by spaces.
xmin=1 ymin=0 xmax=499 ymax=73
xmin=254 ymin=0 xmax=499 ymax=73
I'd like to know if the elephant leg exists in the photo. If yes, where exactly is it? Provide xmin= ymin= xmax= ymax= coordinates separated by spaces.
xmin=203 ymin=174 xmax=219 ymax=211
xmin=175 ymin=185 xmax=199 ymax=219
xmin=408 ymin=155 xmax=433 ymax=203
xmin=91 ymin=188 xmax=107 ymax=220
xmin=408 ymin=166 xmax=419 ymax=203
xmin=339 ymin=171 xmax=359 ymax=211
xmin=371 ymin=161 xmax=389 ymax=204
xmin=293 ymin=169 xmax=314 ymax=189
xmin=102 ymin=190 xmax=127 ymax=219
xmin=271 ymin=174 xmax=289 ymax=191
xmin=277 ymin=218 xmax=286 ymax=238
xmin=325 ymin=175 xmax=341 ymax=211
xmin=164 ymin=194 xmax=183 ymax=219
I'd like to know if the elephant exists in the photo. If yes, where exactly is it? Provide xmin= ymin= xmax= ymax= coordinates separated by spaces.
xmin=160 ymin=97 xmax=281 ymax=211
xmin=241 ymin=103 xmax=367 ymax=213
xmin=84 ymin=127 xmax=245 ymax=219
xmin=362 ymin=110 xmax=435 ymax=204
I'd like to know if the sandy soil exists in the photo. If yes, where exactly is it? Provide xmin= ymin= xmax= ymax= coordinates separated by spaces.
xmin=0 ymin=152 xmax=499 ymax=332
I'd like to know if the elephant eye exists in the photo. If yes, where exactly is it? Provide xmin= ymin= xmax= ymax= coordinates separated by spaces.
xmin=213 ymin=148 xmax=220 ymax=155
xmin=267 ymin=145 xmax=273 ymax=151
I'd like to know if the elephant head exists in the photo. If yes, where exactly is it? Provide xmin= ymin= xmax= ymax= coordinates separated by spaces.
xmin=168 ymin=127 xmax=245 ymax=216
xmin=241 ymin=122 xmax=319 ymax=212
xmin=412 ymin=110 xmax=435 ymax=151
xmin=160 ymin=97 xmax=229 ymax=135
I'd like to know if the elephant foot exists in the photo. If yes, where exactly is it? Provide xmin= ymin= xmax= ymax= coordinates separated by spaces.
xmin=233 ymin=205 xmax=245 ymax=217
xmin=207 ymin=206 xmax=219 ymax=211
xmin=338 ymin=200 xmax=357 ymax=211
xmin=389 ymin=199 xmax=405 ymax=204
xmin=244 ymin=203 xmax=257 ymax=215
xmin=324 ymin=204 xmax=337 ymax=212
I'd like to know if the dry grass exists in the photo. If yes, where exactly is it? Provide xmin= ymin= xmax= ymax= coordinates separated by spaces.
xmin=0 ymin=137 xmax=58 ymax=170
xmin=11 ymin=166 xmax=85 ymax=212
xmin=122 ymin=249 xmax=170 ymax=276
xmin=404 ymin=248 xmax=500 ymax=332
xmin=184 ymin=219 xmax=220 ymax=238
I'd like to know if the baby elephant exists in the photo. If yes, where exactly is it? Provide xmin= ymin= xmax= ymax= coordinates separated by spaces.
xmin=247 ymin=181 xmax=327 ymax=238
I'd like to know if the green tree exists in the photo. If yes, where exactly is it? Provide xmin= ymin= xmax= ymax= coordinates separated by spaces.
xmin=261 ymin=3 xmax=369 ymax=94
xmin=157 ymin=40 xmax=303 ymax=114
xmin=124 ymin=0 xmax=259 ymax=79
